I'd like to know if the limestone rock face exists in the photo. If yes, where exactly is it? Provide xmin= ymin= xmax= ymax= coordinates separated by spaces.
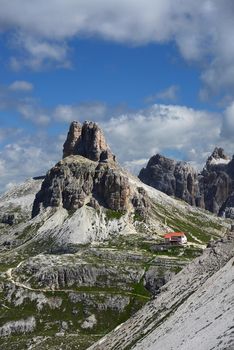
xmin=63 ymin=121 xmax=82 ymax=158
xmin=33 ymin=121 xmax=149 ymax=219
xmin=131 ymin=187 xmax=150 ymax=219
xmin=205 ymin=147 xmax=230 ymax=171
xmin=139 ymin=154 xmax=201 ymax=206
xmin=219 ymin=192 xmax=234 ymax=219
xmin=32 ymin=156 xmax=131 ymax=216
xmin=94 ymin=163 xmax=131 ymax=211
xmin=201 ymin=149 xmax=233 ymax=215
xmin=63 ymin=121 xmax=115 ymax=162
xmin=139 ymin=148 xmax=234 ymax=217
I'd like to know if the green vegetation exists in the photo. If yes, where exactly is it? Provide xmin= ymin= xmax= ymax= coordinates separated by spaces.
xmin=133 ymin=279 xmax=151 ymax=298
xmin=133 ymin=212 xmax=144 ymax=222
xmin=151 ymin=201 xmax=226 ymax=245
xmin=105 ymin=209 xmax=125 ymax=220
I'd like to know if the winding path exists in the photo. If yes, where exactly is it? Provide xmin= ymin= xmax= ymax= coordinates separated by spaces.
xmin=5 ymin=262 xmax=150 ymax=300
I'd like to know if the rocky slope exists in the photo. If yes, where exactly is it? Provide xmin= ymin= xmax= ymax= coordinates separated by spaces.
xmin=88 ymin=229 xmax=234 ymax=350
xmin=139 ymin=147 xmax=234 ymax=218
xmin=0 ymin=122 xmax=231 ymax=350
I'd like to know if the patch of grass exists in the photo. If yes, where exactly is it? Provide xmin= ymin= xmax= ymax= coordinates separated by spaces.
xmin=105 ymin=209 xmax=125 ymax=220
xmin=132 ymin=279 xmax=151 ymax=298
xmin=133 ymin=213 xmax=144 ymax=222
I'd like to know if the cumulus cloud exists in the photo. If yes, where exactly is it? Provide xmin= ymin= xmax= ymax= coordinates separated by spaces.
xmin=0 ymin=133 xmax=63 ymax=193
xmin=0 ymin=128 xmax=22 ymax=143
xmin=102 ymin=104 xmax=222 ymax=170
xmin=53 ymin=103 xmax=107 ymax=122
xmin=16 ymin=102 xmax=51 ymax=125
xmin=0 ymin=83 xmax=111 ymax=126
xmin=1 ymin=101 xmax=234 ymax=192
xmin=0 ymin=83 xmax=50 ymax=125
xmin=221 ymin=101 xmax=234 ymax=138
xmin=0 ymin=0 xmax=233 ymax=94
xmin=146 ymin=85 xmax=180 ymax=103
xmin=9 ymin=33 xmax=71 ymax=71
xmin=9 ymin=80 xmax=34 ymax=92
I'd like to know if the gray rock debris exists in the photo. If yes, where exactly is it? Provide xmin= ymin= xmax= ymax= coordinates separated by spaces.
xmin=88 ymin=231 xmax=234 ymax=350
xmin=0 ymin=316 xmax=36 ymax=337
xmin=81 ymin=314 xmax=97 ymax=329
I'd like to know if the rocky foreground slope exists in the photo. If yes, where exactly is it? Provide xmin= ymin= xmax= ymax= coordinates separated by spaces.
xmin=0 ymin=121 xmax=232 ymax=349
xmin=139 ymin=147 xmax=234 ymax=218
xmin=89 ymin=230 xmax=234 ymax=350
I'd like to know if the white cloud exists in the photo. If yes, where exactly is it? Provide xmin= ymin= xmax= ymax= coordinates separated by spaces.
xmin=0 ymin=0 xmax=233 ymax=93
xmin=102 ymin=104 xmax=224 ymax=170
xmin=123 ymin=158 xmax=148 ymax=175
xmin=9 ymin=80 xmax=33 ymax=92
xmin=9 ymin=33 xmax=71 ymax=71
xmin=146 ymin=85 xmax=180 ymax=103
xmin=1 ymin=101 xmax=234 ymax=192
xmin=0 ymin=133 xmax=63 ymax=193
xmin=16 ymin=102 xmax=50 ymax=125
xmin=221 ymin=101 xmax=234 ymax=138
xmin=53 ymin=103 xmax=107 ymax=122
xmin=0 ymin=127 xmax=22 ymax=144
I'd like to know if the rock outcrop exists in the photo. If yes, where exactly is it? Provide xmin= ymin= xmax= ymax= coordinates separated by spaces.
xmin=0 ymin=213 xmax=19 ymax=226
xmin=32 ymin=156 xmax=133 ymax=217
xmin=63 ymin=121 xmax=82 ymax=158
xmin=200 ymin=148 xmax=234 ymax=215
xmin=32 ymin=121 xmax=149 ymax=219
xmin=139 ymin=154 xmax=201 ymax=206
xmin=0 ymin=317 xmax=36 ymax=336
xmin=204 ymin=147 xmax=230 ymax=171
xmin=14 ymin=254 xmax=145 ymax=290
xmin=139 ymin=148 xmax=234 ymax=217
xmin=63 ymin=121 xmax=115 ymax=162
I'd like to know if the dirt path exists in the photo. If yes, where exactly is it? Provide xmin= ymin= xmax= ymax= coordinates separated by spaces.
xmin=5 ymin=263 xmax=150 ymax=300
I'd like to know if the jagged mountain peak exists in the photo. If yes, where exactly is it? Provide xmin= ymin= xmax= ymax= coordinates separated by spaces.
xmin=63 ymin=120 xmax=115 ymax=162
xmin=205 ymin=147 xmax=230 ymax=169
xmin=139 ymin=153 xmax=200 ymax=206
xmin=32 ymin=122 xmax=150 ymax=233
xmin=139 ymin=147 xmax=234 ymax=218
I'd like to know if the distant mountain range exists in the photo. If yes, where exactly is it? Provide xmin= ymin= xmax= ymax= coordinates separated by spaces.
xmin=139 ymin=147 xmax=234 ymax=218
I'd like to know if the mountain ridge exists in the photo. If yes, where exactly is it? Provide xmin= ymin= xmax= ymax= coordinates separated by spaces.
xmin=139 ymin=147 xmax=234 ymax=218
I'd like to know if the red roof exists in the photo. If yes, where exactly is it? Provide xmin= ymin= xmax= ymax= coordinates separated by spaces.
xmin=164 ymin=232 xmax=186 ymax=239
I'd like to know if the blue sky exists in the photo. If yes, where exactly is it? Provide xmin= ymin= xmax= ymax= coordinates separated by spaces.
xmin=0 ymin=0 xmax=234 ymax=192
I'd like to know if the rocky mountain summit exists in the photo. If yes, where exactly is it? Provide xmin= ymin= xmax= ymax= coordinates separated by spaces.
xmin=32 ymin=121 xmax=149 ymax=226
xmin=63 ymin=120 xmax=115 ymax=162
xmin=201 ymin=148 xmax=234 ymax=217
xmin=139 ymin=154 xmax=201 ymax=206
xmin=139 ymin=147 xmax=234 ymax=218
